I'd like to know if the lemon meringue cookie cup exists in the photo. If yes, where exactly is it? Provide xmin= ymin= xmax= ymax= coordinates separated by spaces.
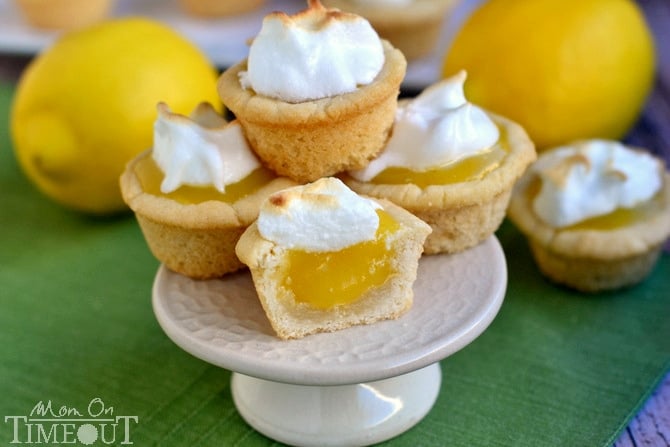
xmin=235 ymin=177 xmax=431 ymax=340
xmin=322 ymin=0 xmax=457 ymax=61
xmin=217 ymin=0 xmax=407 ymax=183
xmin=507 ymin=139 xmax=670 ymax=292
xmin=120 ymin=102 xmax=296 ymax=280
xmin=343 ymin=71 xmax=536 ymax=254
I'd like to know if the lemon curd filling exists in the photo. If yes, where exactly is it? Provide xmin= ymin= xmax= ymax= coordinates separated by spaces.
xmin=134 ymin=152 xmax=275 ymax=204
xmin=282 ymin=210 xmax=401 ymax=310
xmin=564 ymin=195 xmax=662 ymax=231
xmin=369 ymin=129 xmax=509 ymax=187
xmin=527 ymin=178 xmax=663 ymax=231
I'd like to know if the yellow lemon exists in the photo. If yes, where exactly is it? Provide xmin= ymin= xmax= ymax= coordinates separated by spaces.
xmin=11 ymin=17 xmax=221 ymax=214
xmin=442 ymin=0 xmax=655 ymax=150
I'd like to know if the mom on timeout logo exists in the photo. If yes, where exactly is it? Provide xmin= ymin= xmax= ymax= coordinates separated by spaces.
xmin=4 ymin=397 xmax=138 ymax=445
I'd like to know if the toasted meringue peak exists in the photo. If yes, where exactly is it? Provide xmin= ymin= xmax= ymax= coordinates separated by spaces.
xmin=239 ymin=0 xmax=384 ymax=103
xmin=604 ymin=158 xmax=629 ymax=182
xmin=257 ymin=177 xmax=381 ymax=252
xmin=273 ymin=0 xmax=360 ymax=29
xmin=543 ymin=153 xmax=591 ymax=189
xmin=152 ymin=102 xmax=260 ymax=194
xmin=186 ymin=102 xmax=227 ymax=129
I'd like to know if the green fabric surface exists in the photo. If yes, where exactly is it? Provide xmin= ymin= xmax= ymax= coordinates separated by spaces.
xmin=1 ymin=80 xmax=669 ymax=447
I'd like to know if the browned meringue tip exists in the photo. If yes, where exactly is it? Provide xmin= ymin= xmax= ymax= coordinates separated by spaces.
xmin=307 ymin=0 xmax=327 ymax=11
xmin=544 ymin=153 xmax=590 ymax=188
xmin=264 ymin=0 xmax=363 ymax=31
xmin=189 ymin=102 xmax=228 ymax=129
xmin=263 ymin=178 xmax=342 ymax=215
xmin=156 ymin=101 xmax=230 ymax=131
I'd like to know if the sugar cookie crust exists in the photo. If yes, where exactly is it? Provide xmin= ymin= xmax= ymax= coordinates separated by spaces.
xmin=120 ymin=150 xmax=296 ymax=279
xmin=217 ymin=40 xmax=407 ymax=183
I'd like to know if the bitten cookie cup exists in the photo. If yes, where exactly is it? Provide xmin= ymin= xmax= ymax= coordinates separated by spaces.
xmin=507 ymin=160 xmax=670 ymax=293
xmin=235 ymin=197 xmax=431 ymax=340
xmin=342 ymin=113 xmax=536 ymax=255
xmin=120 ymin=150 xmax=296 ymax=280
xmin=322 ymin=0 xmax=458 ymax=61
xmin=217 ymin=40 xmax=406 ymax=183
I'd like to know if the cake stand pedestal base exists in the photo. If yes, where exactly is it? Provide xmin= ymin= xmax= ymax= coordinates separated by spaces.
xmin=231 ymin=363 xmax=442 ymax=447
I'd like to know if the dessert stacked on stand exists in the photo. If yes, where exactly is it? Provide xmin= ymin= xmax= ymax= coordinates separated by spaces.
xmin=121 ymin=3 xmax=670 ymax=444
xmin=122 ymin=0 xmax=536 ymax=340
xmin=124 ymin=0 xmax=670 ymax=341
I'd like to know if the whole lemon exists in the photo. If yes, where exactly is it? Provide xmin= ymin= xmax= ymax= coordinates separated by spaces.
xmin=11 ymin=17 xmax=221 ymax=214
xmin=442 ymin=0 xmax=655 ymax=150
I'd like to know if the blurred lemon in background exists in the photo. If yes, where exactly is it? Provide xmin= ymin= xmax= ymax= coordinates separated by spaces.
xmin=442 ymin=0 xmax=655 ymax=150
xmin=10 ymin=17 xmax=221 ymax=215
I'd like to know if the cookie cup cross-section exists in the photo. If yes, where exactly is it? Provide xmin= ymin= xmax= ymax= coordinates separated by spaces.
xmin=120 ymin=150 xmax=296 ymax=279
xmin=507 ymin=166 xmax=670 ymax=292
xmin=217 ymin=40 xmax=406 ymax=183
xmin=343 ymin=113 xmax=536 ymax=254
xmin=235 ymin=198 xmax=431 ymax=340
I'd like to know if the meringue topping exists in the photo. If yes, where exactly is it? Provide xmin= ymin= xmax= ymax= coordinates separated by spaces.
xmin=239 ymin=0 xmax=385 ymax=103
xmin=152 ymin=102 xmax=260 ymax=194
xmin=348 ymin=71 xmax=500 ymax=181
xmin=531 ymin=139 xmax=663 ymax=227
xmin=257 ymin=177 xmax=381 ymax=252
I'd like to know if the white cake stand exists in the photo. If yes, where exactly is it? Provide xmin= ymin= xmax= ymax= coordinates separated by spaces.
xmin=152 ymin=235 xmax=507 ymax=447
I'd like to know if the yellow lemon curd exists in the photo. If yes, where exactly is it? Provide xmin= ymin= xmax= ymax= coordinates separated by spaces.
xmin=368 ymin=130 xmax=509 ymax=187
xmin=282 ymin=210 xmax=401 ymax=310
xmin=527 ymin=178 xmax=662 ymax=231
xmin=134 ymin=152 xmax=275 ymax=204
xmin=564 ymin=197 xmax=661 ymax=231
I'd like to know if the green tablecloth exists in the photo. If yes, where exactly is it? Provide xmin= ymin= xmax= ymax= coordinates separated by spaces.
xmin=1 ymin=81 xmax=669 ymax=446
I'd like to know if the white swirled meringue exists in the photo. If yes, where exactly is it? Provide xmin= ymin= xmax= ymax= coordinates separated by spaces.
xmin=349 ymin=70 xmax=500 ymax=181
xmin=257 ymin=177 xmax=381 ymax=252
xmin=531 ymin=139 xmax=663 ymax=227
xmin=152 ymin=102 xmax=260 ymax=194
xmin=239 ymin=0 xmax=385 ymax=103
